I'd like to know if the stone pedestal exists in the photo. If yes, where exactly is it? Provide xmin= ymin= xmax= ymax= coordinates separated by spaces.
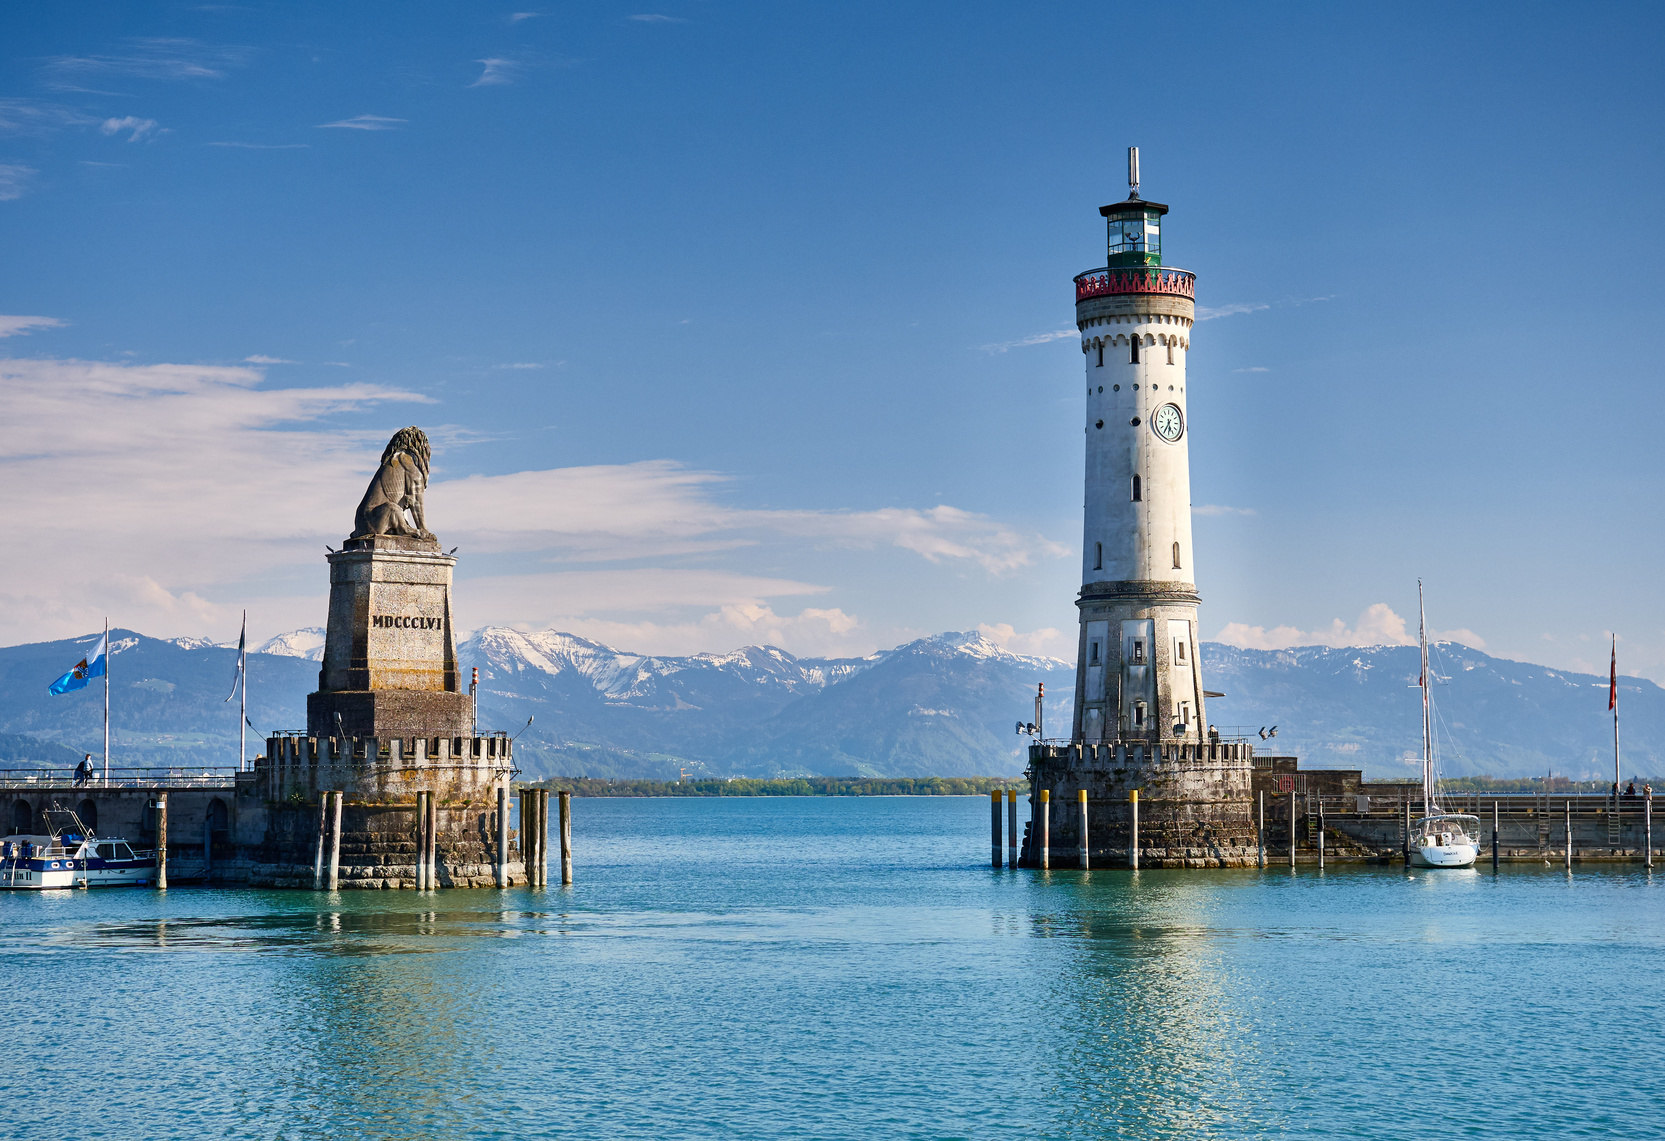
xmin=307 ymin=534 xmax=473 ymax=738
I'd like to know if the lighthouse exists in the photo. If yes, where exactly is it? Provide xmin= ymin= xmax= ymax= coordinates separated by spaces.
xmin=1072 ymin=146 xmax=1202 ymax=746
xmin=1021 ymin=149 xmax=1257 ymax=868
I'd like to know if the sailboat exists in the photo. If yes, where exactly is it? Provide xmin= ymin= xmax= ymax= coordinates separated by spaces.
xmin=1409 ymin=582 xmax=1480 ymax=868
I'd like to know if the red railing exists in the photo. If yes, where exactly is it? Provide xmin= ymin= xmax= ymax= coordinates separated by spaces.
xmin=1075 ymin=266 xmax=1195 ymax=301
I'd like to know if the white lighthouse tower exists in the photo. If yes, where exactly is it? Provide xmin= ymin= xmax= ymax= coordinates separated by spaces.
xmin=1020 ymin=149 xmax=1256 ymax=869
xmin=1072 ymin=147 xmax=1203 ymax=746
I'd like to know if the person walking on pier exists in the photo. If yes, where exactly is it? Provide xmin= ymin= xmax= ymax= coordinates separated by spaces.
xmin=74 ymin=754 xmax=93 ymax=786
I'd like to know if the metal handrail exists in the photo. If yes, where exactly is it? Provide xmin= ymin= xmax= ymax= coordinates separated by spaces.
xmin=0 ymin=767 xmax=239 ymax=789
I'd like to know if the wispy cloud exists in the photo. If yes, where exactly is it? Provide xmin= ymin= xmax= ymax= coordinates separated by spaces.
xmin=0 ymin=99 xmax=93 ymax=136
xmin=0 ymin=315 xmax=66 ymax=338
xmin=493 ymin=362 xmax=547 ymax=370
xmin=978 ymin=328 xmax=1076 ymax=353
xmin=0 ymin=165 xmax=38 ymax=202
xmin=1196 ymin=302 xmax=1270 ymax=321
xmin=1232 ymin=366 xmax=1270 ymax=373
xmin=101 ymin=116 xmax=162 ymax=142
xmin=630 ymin=13 xmax=688 ymax=22
xmin=316 ymin=115 xmax=406 ymax=131
xmin=243 ymin=354 xmax=297 ymax=364
xmin=470 ymin=58 xmax=520 ymax=86
xmin=1215 ymin=603 xmax=1484 ymax=651
xmin=207 ymin=141 xmax=308 ymax=149
xmin=509 ymin=11 xmax=539 ymax=21
xmin=41 ymin=38 xmax=247 ymax=89
xmin=1192 ymin=504 xmax=1256 ymax=516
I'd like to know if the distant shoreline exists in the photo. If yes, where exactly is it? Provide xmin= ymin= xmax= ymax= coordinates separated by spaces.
xmin=521 ymin=776 xmax=1019 ymax=798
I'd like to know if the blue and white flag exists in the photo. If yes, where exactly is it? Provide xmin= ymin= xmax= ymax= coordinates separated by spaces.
xmin=49 ymin=632 xmax=108 ymax=695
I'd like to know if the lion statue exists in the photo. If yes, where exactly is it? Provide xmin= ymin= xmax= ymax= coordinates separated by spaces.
xmin=352 ymin=426 xmax=435 ymax=540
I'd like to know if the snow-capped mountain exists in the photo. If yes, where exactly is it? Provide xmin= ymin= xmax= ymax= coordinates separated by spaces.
xmin=255 ymin=627 xmax=327 ymax=661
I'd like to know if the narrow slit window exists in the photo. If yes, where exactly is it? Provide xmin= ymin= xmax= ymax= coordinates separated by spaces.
xmin=1130 ymin=335 xmax=1140 ymax=364
xmin=1166 ymin=340 xmax=1174 ymax=364
xmin=1132 ymin=474 xmax=1141 ymax=502
xmin=1134 ymin=702 xmax=1146 ymax=727
xmin=1180 ymin=700 xmax=1191 ymax=725
xmin=1096 ymin=342 xmax=1104 ymax=367
xmin=1132 ymin=639 xmax=1145 ymax=664
xmin=1177 ymin=641 xmax=1187 ymax=663
xmin=1090 ymin=641 xmax=1100 ymax=665
xmin=1093 ymin=541 xmax=1102 ymax=570
xmin=1172 ymin=541 xmax=1182 ymax=569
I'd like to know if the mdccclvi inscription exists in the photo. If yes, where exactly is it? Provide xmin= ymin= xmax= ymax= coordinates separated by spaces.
xmin=372 ymin=615 xmax=443 ymax=630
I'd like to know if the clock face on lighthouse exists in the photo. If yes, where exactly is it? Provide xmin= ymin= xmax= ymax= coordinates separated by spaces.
xmin=1152 ymin=403 xmax=1184 ymax=442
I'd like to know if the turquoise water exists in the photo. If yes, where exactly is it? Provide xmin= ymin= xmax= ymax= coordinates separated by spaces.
xmin=2 ymin=796 xmax=1661 ymax=1140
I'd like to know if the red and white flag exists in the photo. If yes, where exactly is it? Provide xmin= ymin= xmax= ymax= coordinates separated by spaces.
xmin=1609 ymin=638 xmax=1618 ymax=712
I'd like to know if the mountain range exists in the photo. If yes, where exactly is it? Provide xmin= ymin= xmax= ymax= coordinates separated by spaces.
xmin=0 ymin=628 xmax=1655 ymax=781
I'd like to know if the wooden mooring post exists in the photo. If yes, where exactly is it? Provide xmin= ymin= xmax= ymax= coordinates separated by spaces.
xmin=1128 ymin=789 xmax=1139 ymax=871
xmin=155 ymin=792 xmax=168 ymax=891
xmin=1288 ymin=788 xmax=1296 ymax=869
xmin=559 ymin=789 xmax=573 ymax=885
xmin=990 ymin=790 xmax=1002 ymax=868
xmin=1647 ymin=791 xmax=1654 ymax=870
xmin=1257 ymin=790 xmax=1266 ymax=869
xmin=1498 ymin=799 xmax=1511 ymax=872
xmin=313 ymin=796 xmax=328 ymax=890
xmin=1039 ymin=789 xmax=1050 ymax=870
xmin=496 ymin=784 xmax=509 ymax=888
xmin=1078 ymin=790 xmax=1089 ymax=870
xmin=425 ymin=791 xmax=438 ymax=889
xmin=327 ymin=791 xmax=343 ymax=891
xmin=1006 ymin=789 xmax=1017 ymax=869
xmin=413 ymin=791 xmax=428 ymax=890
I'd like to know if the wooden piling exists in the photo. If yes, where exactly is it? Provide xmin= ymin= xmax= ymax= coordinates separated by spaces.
xmin=1257 ymin=790 xmax=1266 ymax=869
xmin=990 ymin=790 xmax=1003 ymax=868
xmin=1039 ymin=789 xmax=1050 ymax=870
xmin=313 ymin=796 xmax=328 ymax=890
xmin=434 ymin=791 xmax=442 ymax=889
xmin=1646 ymin=791 xmax=1653 ymax=870
xmin=413 ymin=791 xmax=427 ymax=890
xmin=496 ymin=784 xmax=510 ymax=888
xmin=1317 ymin=797 xmax=1325 ymax=870
xmin=1006 ymin=789 xmax=1018 ymax=869
xmin=327 ymin=791 xmax=342 ymax=891
xmin=1498 ymin=799 xmax=1511 ymax=872
xmin=1289 ymin=788 xmax=1297 ymax=869
xmin=1078 ymin=789 xmax=1089 ymax=870
xmin=1565 ymin=799 xmax=1573 ymax=869
xmin=559 ymin=790 xmax=572 ymax=885
xmin=155 ymin=792 xmax=168 ymax=891
xmin=1128 ymin=789 xmax=1139 ymax=870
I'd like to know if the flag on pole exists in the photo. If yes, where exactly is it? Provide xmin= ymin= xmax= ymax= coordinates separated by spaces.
xmin=49 ymin=632 xmax=108 ymax=694
xmin=225 ymin=613 xmax=247 ymax=702
xmin=1609 ymin=638 xmax=1618 ymax=711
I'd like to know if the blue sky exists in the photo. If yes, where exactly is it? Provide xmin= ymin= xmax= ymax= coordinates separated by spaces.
xmin=2 ymin=2 xmax=1663 ymax=678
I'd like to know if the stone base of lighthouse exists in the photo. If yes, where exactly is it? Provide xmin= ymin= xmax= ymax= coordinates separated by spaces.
xmin=1020 ymin=740 xmax=1260 ymax=868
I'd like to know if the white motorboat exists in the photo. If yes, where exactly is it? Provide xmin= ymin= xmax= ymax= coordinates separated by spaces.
xmin=1408 ymin=583 xmax=1478 ymax=869
xmin=0 ymin=807 xmax=156 ymax=889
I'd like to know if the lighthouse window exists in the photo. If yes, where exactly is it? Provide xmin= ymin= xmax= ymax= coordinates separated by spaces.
xmin=1097 ymin=386 xmax=1103 ymax=394
xmin=1176 ymin=640 xmax=1187 ymax=663
xmin=1096 ymin=343 xmax=1104 ymax=367
xmin=1131 ymin=475 xmax=1141 ymax=501
xmin=1173 ymin=542 xmax=1182 ymax=569
xmin=1130 ymin=337 xmax=1140 ymax=364
xmin=1112 ymin=384 xmax=1119 ymax=391
xmin=1134 ymin=702 xmax=1146 ymax=727
xmin=1090 ymin=640 xmax=1100 ymax=665
xmin=1094 ymin=542 xmax=1102 ymax=570
xmin=1132 ymin=640 xmax=1145 ymax=664
xmin=1166 ymin=341 xmax=1174 ymax=364
xmin=1180 ymin=700 xmax=1191 ymax=726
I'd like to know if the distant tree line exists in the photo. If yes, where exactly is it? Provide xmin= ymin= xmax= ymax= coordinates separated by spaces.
xmin=521 ymin=776 xmax=1021 ymax=797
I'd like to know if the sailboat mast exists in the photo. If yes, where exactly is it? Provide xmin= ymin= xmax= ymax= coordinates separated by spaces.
xmin=1419 ymin=583 xmax=1432 ymax=811
xmin=103 ymin=616 xmax=110 ymax=786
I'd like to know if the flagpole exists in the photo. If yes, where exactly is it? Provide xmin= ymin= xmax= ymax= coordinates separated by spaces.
xmin=1614 ymin=635 xmax=1621 ymax=811
xmin=240 ymin=610 xmax=248 ymax=774
xmin=103 ymin=616 xmax=110 ymax=786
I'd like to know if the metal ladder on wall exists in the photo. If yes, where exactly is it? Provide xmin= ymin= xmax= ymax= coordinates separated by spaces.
xmin=1609 ymin=794 xmax=1622 ymax=851
xmin=1536 ymin=787 xmax=1550 ymax=850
